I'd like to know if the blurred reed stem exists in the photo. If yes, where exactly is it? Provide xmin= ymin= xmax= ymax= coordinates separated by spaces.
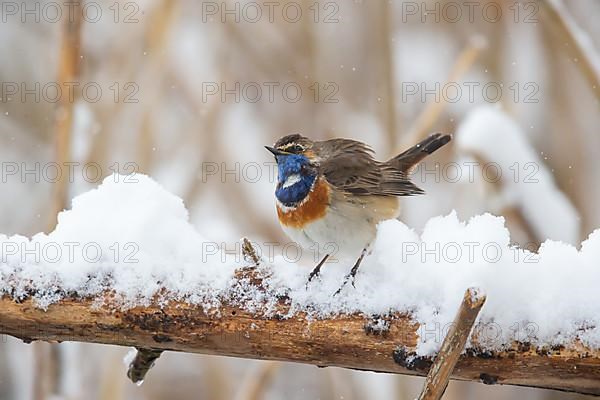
xmin=48 ymin=0 xmax=82 ymax=230
xmin=38 ymin=3 xmax=83 ymax=399
xmin=400 ymin=36 xmax=487 ymax=151
xmin=378 ymin=0 xmax=398 ymax=150
xmin=234 ymin=361 xmax=280 ymax=400
xmin=541 ymin=0 xmax=600 ymax=101
xmin=137 ymin=0 xmax=180 ymax=174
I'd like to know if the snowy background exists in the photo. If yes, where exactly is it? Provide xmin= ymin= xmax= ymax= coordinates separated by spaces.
xmin=1 ymin=0 xmax=600 ymax=399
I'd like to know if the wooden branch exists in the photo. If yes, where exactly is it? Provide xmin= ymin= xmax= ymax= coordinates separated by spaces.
xmin=418 ymin=288 xmax=486 ymax=400
xmin=1 ymin=267 xmax=600 ymax=395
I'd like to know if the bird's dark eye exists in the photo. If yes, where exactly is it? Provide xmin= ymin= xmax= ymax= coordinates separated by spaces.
xmin=284 ymin=144 xmax=304 ymax=153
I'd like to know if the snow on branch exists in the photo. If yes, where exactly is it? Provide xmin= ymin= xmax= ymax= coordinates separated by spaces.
xmin=0 ymin=175 xmax=600 ymax=394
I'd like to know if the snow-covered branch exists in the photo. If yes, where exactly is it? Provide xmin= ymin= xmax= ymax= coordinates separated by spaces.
xmin=0 ymin=266 xmax=599 ymax=395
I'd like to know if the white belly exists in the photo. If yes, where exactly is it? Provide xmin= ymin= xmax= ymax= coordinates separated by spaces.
xmin=280 ymin=195 xmax=400 ymax=262
xmin=281 ymin=212 xmax=373 ymax=263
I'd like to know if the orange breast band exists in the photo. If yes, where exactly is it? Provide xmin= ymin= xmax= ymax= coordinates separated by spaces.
xmin=276 ymin=178 xmax=330 ymax=228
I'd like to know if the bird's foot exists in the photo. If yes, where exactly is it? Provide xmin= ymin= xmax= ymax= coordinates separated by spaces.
xmin=305 ymin=269 xmax=321 ymax=289
xmin=332 ymin=273 xmax=356 ymax=296
xmin=333 ymin=253 xmax=364 ymax=296
xmin=332 ymin=250 xmax=365 ymax=296
xmin=305 ymin=254 xmax=330 ymax=289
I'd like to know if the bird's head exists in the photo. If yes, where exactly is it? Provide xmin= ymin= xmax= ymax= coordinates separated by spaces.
xmin=265 ymin=133 xmax=316 ymax=159
xmin=266 ymin=134 xmax=320 ymax=206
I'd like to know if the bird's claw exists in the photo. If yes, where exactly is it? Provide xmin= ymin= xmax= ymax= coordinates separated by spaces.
xmin=306 ymin=254 xmax=329 ymax=289
xmin=305 ymin=271 xmax=321 ymax=290
xmin=332 ymin=273 xmax=353 ymax=296
xmin=307 ymin=271 xmax=319 ymax=283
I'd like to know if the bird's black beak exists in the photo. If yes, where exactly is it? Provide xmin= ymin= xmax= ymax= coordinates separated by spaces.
xmin=265 ymin=146 xmax=287 ymax=156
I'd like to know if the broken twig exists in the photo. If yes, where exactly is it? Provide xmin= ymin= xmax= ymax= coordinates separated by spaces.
xmin=417 ymin=287 xmax=487 ymax=400
xmin=126 ymin=348 xmax=163 ymax=385
xmin=242 ymin=237 xmax=261 ymax=265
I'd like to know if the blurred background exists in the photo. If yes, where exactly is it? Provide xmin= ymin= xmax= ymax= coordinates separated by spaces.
xmin=0 ymin=0 xmax=599 ymax=399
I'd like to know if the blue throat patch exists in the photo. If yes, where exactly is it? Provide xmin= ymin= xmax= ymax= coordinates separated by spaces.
xmin=275 ymin=154 xmax=317 ymax=206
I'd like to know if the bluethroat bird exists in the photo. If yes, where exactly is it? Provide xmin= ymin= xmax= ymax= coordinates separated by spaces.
xmin=266 ymin=133 xmax=452 ymax=295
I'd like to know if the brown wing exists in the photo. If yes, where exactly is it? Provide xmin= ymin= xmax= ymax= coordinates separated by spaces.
xmin=316 ymin=139 xmax=424 ymax=197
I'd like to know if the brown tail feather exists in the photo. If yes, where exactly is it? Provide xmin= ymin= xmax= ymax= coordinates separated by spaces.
xmin=390 ymin=133 xmax=452 ymax=174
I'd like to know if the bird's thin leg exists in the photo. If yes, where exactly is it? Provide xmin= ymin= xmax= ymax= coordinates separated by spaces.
xmin=333 ymin=248 xmax=367 ymax=296
xmin=307 ymin=253 xmax=330 ymax=284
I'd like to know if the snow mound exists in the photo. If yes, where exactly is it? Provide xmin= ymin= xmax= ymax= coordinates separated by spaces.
xmin=0 ymin=174 xmax=238 ymax=309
